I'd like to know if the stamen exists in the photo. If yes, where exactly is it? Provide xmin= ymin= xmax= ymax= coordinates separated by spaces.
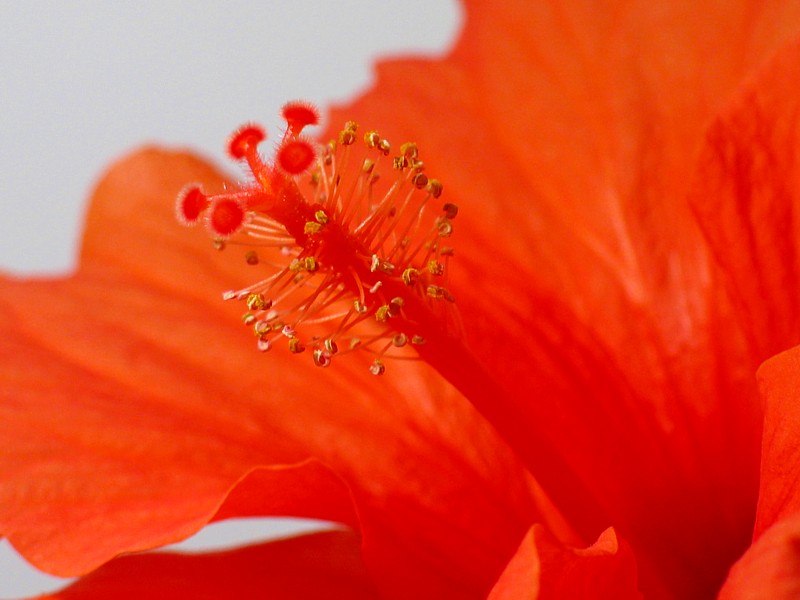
xmin=176 ymin=104 xmax=462 ymax=373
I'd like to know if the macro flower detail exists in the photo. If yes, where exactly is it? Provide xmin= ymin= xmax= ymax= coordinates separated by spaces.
xmin=6 ymin=1 xmax=800 ymax=599
xmin=177 ymin=103 xmax=459 ymax=374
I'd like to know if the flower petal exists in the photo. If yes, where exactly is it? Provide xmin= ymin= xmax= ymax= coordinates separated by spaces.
xmin=0 ymin=149 xmax=558 ymax=598
xmin=690 ymin=38 xmax=800 ymax=361
xmin=325 ymin=3 xmax=800 ymax=597
xmin=753 ymin=345 xmax=800 ymax=538
xmin=487 ymin=526 xmax=642 ymax=600
xmin=32 ymin=530 xmax=378 ymax=600
xmin=718 ymin=513 xmax=800 ymax=600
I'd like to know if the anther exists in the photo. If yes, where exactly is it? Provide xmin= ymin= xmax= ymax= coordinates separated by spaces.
xmin=245 ymin=250 xmax=259 ymax=265
xmin=313 ymin=348 xmax=332 ymax=367
xmin=442 ymin=202 xmax=458 ymax=219
xmin=288 ymin=337 xmax=305 ymax=354
xmin=369 ymin=359 xmax=386 ymax=376
xmin=402 ymin=267 xmax=419 ymax=285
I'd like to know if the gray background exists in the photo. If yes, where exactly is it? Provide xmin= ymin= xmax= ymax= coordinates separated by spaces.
xmin=0 ymin=1 xmax=460 ymax=596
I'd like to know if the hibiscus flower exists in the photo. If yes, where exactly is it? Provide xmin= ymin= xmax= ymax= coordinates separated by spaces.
xmin=4 ymin=0 xmax=800 ymax=598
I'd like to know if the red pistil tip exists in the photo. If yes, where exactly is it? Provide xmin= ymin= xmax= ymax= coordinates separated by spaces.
xmin=228 ymin=124 xmax=266 ymax=160
xmin=176 ymin=184 xmax=209 ymax=226
xmin=207 ymin=196 xmax=247 ymax=238
xmin=282 ymin=101 xmax=319 ymax=136
xmin=277 ymin=137 xmax=316 ymax=175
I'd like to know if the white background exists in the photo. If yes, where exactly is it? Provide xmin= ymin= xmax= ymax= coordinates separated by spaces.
xmin=0 ymin=1 xmax=461 ymax=596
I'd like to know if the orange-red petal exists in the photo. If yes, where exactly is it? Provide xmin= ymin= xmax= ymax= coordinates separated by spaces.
xmin=718 ymin=513 xmax=800 ymax=600
xmin=488 ymin=526 xmax=642 ymax=600
xmin=753 ymin=346 xmax=800 ymax=538
xmin=324 ymin=3 xmax=800 ymax=597
xmin=0 ymin=149 xmax=557 ymax=598
xmin=31 ymin=531 xmax=377 ymax=600
xmin=690 ymin=38 xmax=800 ymax=362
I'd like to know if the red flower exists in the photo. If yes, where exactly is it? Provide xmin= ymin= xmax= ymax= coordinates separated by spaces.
xmin=4 ymin=1 xmax=800 ymax=598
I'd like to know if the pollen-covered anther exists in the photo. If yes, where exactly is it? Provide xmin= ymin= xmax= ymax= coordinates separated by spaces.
xmin=402 ymin=267 xmax=420 ymax=286
xmin=369 ymin=359 xmax=386 ymax=376
xmin=242 ymin=313 xmax=257 ymax=326
xmin=228 ymin=124 xmax=266 ymax=160
xmin=324 ymin=339 xmax=339 ymax=354
xmin=304 ymin=221 xmax=323 ymax=235
xmin=364 ymin=131 xmax=381 ymax=148
xmin=277 ymin=137 xmax=317 ymax=175
xmin=176 ymin=184 xmax=209 ymax=226
xmin=428 ymin=260 xmax=444 ymax=276
xmin=314 ymin=210 xmax=328 ymax=224
xmin=303 ymin=256 xmax=318 ymax=272
xmin=246 ymin=293 xmax=271 ymax=311
xmin=207 ymin=196 xmax=247 ymax=238
xmin=282 ymin=101 xmax=320 ymax=137
xmin=374 ymin=305 xmax=392 ymax=322
xmin=288 ymin=337 xmax=305 ymax=354
xmin=339 ymin=121 xmax=358 ymax=146
xmin=427 ymin=179 xmax=444 ymax=198
xmin=400 ymin=142 xmax=418 ymax=160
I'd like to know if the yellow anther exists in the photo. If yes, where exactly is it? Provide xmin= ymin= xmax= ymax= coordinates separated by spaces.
xmin=304 ymin=221 xmax=323 ymax=235
xmin=362 ymin=159 xmax=375 ymax=173
xmin=427 ymin=285 xmax=444 ymax=299
xmin=375 ymin=304 xmax=391 ymax=322
xmin=246 ymin=293 xmax=270 ymax=311
xmin=400 ymin=142 xmax=418 ymax=159
xmin=314 ymin=210 xmax=328 ymax=224
xmin=427 ymin=260 xmax=444 ymax=276
xmin=304 ymin=256 xmax=318 ymax=272
xmin=402 ymin=267 xmax=419 ymax=285
xmin=288 ymin=337 xmax=305 ymax=354
xmin=289 ymin=259 xmax=304 ymax=272
xmin=393 ymin=156 xmax=408 ymax=170
xmin=364 ymin=130 xmax=380 ymax=148
xmin=378 ymin=139 xmax=391 ymax=155
xmin=242 ymin=313 xmax=257 ymax=326
xmin=427 ymin=179 xmax=443 ymax=198
xmin=245 ymin=250 xmax=259 ymax=265
xmin=339 ymin=129 xmax=356 ymax=146
xmin=324 ymin=339 xmax=339 ymax=354
xmin=353 ymin=299 xmax=368 ymax=314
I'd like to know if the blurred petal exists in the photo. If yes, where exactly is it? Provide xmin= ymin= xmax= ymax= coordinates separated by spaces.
xmin=753 ymin=346 xmax=800 ymax=538
xmin=487 ymin=526 xmax=641 ymax=600
xmin=718 ymin=513 xmax=800 ymax=600
xmin=0 ymin=150 xmax=552 ymax=598
xmin=32 ymin=530 xmax=378 ymax=600
xmin=690 ymin=38 xmax=800 ymax=361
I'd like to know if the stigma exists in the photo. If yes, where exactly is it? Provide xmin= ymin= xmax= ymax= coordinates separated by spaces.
xmin=177 ymin=102 xmax=461 ymax=374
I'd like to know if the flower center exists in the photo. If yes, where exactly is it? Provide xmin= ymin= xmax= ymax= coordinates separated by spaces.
xmin=176 ymin=102 xmax=460 ymax=374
